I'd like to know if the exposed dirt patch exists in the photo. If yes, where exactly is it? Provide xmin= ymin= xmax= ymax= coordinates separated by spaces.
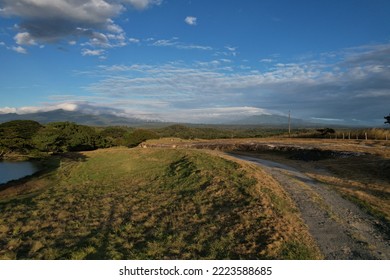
xmin=145 ymin=138 xmax=390 ymax=219
xmin=142 ymin=138 xmax=390 ymax=258
xmin=0 ymin=148 xmax=322 ymax=259
xmin=230 ymin=153 xmax=390 ymax=260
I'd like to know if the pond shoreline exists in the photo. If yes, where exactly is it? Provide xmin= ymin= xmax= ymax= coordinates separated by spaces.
xmin=0 ymin=161 xmax=43 ymax=185
xmin=0 ymin=155 xmax=59 ymax=188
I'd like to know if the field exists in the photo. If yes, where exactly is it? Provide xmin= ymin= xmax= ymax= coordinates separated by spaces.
xmin=142 ymin=138 xmax=390 ymax=259
xmin=0 ymin=147 xmax=320 ymax=260
xmin=145 ymin=137 xmax=390 ymax=227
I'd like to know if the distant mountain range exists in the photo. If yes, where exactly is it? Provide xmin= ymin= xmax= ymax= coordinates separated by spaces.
xmin=0 ymin=109 xmax=326 ymax=127
xmin=0 ymin=109 xmax=150 ymax=126
xmin=228 ymin=114 xmax=307 ymax=126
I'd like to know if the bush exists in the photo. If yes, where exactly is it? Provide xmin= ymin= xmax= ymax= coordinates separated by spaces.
xmin=33 ymin=122 xmax=103 ymax=153
xmin=125 ymin=129 xmax=159 ymax=147
xmin=0 ymin=120 xmax=42 ymax=153
xmin=99 ymin=127 xmax=130 ymax=146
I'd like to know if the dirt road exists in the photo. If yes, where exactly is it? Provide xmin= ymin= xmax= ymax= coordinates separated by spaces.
xmin=231 ymin=153 xmax=390 ymax=260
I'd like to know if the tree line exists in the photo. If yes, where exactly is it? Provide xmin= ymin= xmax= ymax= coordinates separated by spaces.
xmin=0 ymin=120 xmax=160 ymax=158
xmin=6 ymin=118 xmax=388 ymax=159
xmin=0 ymin=120 xmax=288 ymax=158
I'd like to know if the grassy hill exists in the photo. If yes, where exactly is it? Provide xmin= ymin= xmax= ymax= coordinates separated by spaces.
xmin=0 ymin=147 xmax=321 ymax=259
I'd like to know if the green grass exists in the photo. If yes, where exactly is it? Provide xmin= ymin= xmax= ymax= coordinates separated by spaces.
xmin=0 ymin=147 xmax=321 ymax=260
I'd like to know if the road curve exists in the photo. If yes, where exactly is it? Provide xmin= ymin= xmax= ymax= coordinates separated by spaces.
xmin=230 ymin=153 xmax=390 ymax=260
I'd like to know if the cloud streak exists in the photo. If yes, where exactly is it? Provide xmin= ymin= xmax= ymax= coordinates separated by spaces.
xmin=3 ymin=41 xmax=389 ymax=125
xmin=150 ymin=37 xmax=212 ymax=51
xmin=81 ymin=48 xmax=105 ymax=57
xmin=0 ymin=102 xmax=78 ymax=114
xmin=84 ymin=43 xmax=390 ymax=124
xmin=3 ymin=42 xmax=386 ymax=124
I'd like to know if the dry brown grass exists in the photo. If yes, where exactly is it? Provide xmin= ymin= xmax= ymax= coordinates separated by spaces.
xmin=210 ymin=150 xmax=322 ymax=259
xmin=146 ymin=137 xmax=390 ymax=232
xmin=306 ymin=156 xmax=390 ymax=227
xmin=239 ymin=146 xmax=390 ymax=230
xmin=0 ymin=147 xmax=321 ymax=260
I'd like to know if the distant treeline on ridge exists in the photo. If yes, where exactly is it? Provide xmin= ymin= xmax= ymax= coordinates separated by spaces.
xmin=0 ymin=120 xmax=286 ymax=159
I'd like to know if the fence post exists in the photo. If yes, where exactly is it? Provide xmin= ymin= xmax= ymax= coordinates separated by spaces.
xmin=348 ymin=132 xmax=351 ymax=140
xmin=365 ymin=132 xmax=368 ymax=140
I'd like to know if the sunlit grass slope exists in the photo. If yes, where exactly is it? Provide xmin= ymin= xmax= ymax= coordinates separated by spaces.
xmin=0 ymin=147 xmax=321 ymax=259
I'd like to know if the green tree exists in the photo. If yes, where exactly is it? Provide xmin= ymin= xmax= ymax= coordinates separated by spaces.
xmin=33 ymin=122 xmax=102 ymax=153
xmin=99 ymin=127 xmax=129 ymax=146
xmin=125 ymin=129 xmax=159 ymax=147
xmin=0 ymin=120 xmax=42 ymax=153
xmin=385 ymin=114 xmax=390 ymax=125
xmin=32 ymin=126 xmax=65 ymax=153
xmin=0 ymin=120 xmax=42 ymax=139
xmin=316 ymin=128 xmax=336 ymax=137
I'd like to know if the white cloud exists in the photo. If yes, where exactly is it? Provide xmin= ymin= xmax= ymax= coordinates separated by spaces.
xmin=152 ymin=39 xmax=175 ymax=47
xmin=151 ymin=37 xmax=212 ymax=51
xmin=0 ymin=107 xmax=17 ymax=114
xmin=129 ymin=37 xmax=140 ymax=43
xmin=0 ymin=0 xmax=162 ymax=50
xmin=81 ymin=48 xmax=105 ymax=56
xmin=11 ymin=45 xmax=27 ymax=54
xmin=215 ymin=46 xmax=238 ymax=57
xmin=178 ymin=44 xmax=212 ymax=51
xmin=105 ymin=19 xmax=124 ymax=34
xmin=0 ymin=101 xmax=274 ymax=123
xmin=85 ymin=32 xmax=109 ymax=47
xmin=311 ymin=117 xmax=344 ymax=122
xmin=160 ymin=107 xmax=273 ymax=123
xmin=219 ymin=59 xmax=232 ymax=63
xmin=0 ymin=101 xmax=164 ymax=121
xmin=0 ymin=0 xmax=161 ymax=22
xmin=260 ymin=58 xmax=273 ymax=63
xmin=124 ymin=0 xmax=162 ymax=10
xmin=225 ymin=46 xmax=236 ymax=52
xmin=0 ymin=103 xmax=79 ymax=114
xmin=185 ymin=16 xmax=197 ymax=26
xmin=83 ymin=43 xmax=390 ymax=124
xmin=14 ymin=32 xmax=36 ymax=45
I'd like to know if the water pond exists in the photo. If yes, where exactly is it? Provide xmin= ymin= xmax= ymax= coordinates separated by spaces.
xmin=0 ymin=161 xmax=42 ymax=185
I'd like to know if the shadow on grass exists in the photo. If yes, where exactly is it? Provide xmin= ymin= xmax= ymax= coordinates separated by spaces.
xmin=58 ymin=201 xmax=120 ymax=260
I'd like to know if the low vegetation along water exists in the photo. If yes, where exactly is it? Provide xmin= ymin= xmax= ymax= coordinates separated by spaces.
xmin=0 ymin=161 xmax=41 ymax=185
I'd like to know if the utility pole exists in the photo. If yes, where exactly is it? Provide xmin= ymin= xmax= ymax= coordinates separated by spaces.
xmin=288 ymin=110 xmax=291 ymax=137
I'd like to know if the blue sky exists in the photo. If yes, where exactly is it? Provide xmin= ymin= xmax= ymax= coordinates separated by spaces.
xmin=0 ymin=0 xmax=390 ymax=125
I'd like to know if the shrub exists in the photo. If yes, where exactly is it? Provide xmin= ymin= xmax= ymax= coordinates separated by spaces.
xmin=125 ymin=129 xmax=159 ymax=147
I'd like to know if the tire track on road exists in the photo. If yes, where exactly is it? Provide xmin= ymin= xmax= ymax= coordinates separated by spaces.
xmin=231 ymin=153 xmax=390 ymax=259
